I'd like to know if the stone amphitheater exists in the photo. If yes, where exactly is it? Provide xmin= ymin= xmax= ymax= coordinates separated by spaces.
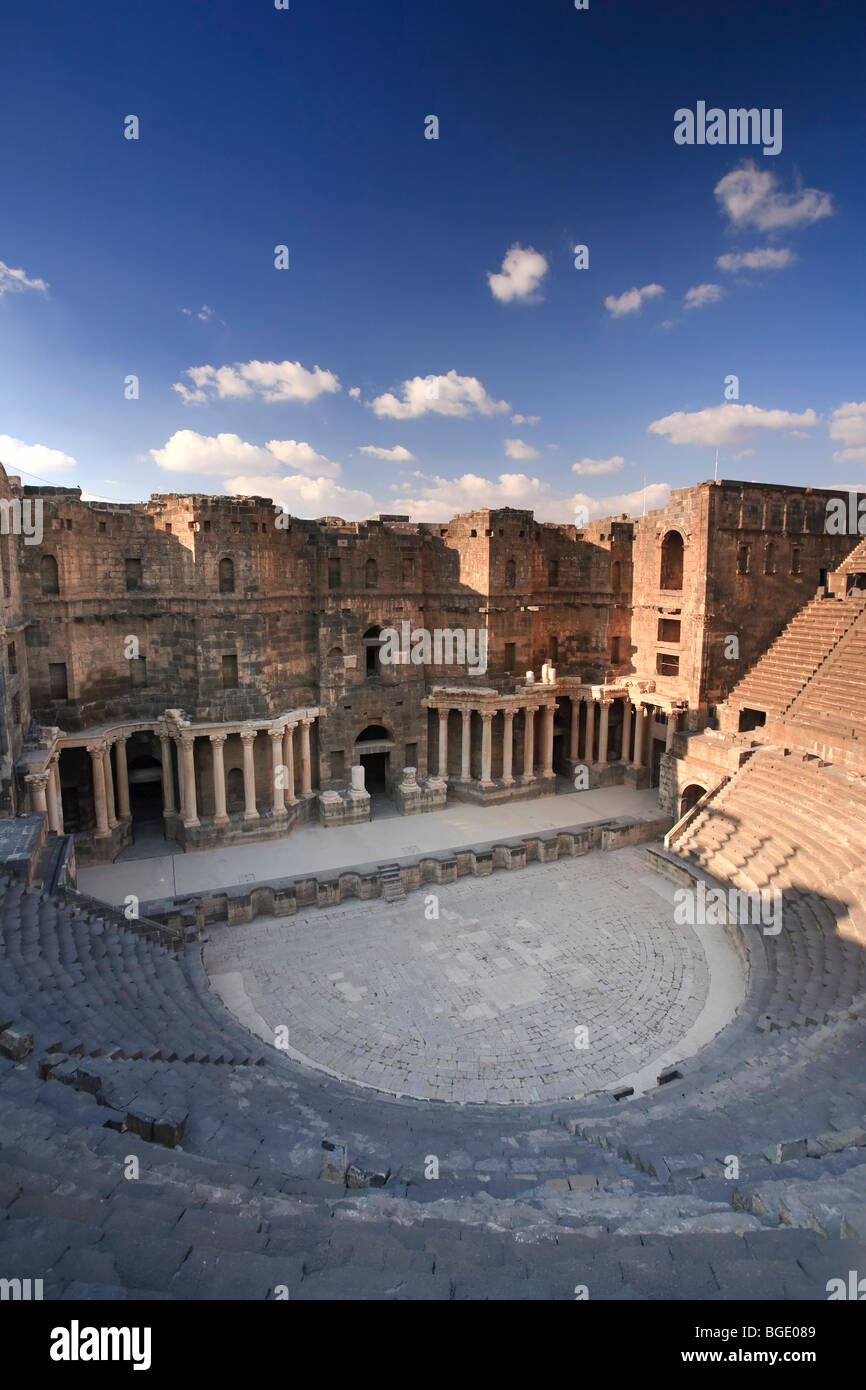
xmin=1 ymin=479 xmax=865 ymax=1301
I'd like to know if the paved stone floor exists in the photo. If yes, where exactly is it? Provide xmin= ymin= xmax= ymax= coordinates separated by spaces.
xmin=205 ymin=847 xmax=743 ymax=1105
xmin=77 ymin=783 xmax=661 ymax=905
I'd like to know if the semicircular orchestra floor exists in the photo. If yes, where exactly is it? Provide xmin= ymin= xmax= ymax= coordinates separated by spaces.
xmin=204 ymin=846 xmax=745 ymax=1105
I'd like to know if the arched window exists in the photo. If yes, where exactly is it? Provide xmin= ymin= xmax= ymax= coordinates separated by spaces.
xmin=365 ymin=557 xmax=378 ymax=589
xmin=40 ymin=554 xmax=59 ymax=595
xmin=505 ymin=558 xmax=516 ymax=589
xmin=659 ymin=532 xmax=684 ymax=590
xmin=363 ymin=625 xmax=383 ymax=675
xmin=764 ymin=542 xmax=776 ymax=576
xmin=737 ymin=544 xmax=750 ymax=576
xmin=218 ymin=557 xmax=235 ymax=594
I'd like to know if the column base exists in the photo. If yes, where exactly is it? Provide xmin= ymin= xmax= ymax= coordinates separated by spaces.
xmin=519 ymin=773 xmax=536 ymax=786
xmin=501 ymin=776 xmax=515 ymax=788
xmin=183 ymin=817 xmax=200 ymax=829
xmin=271 ymin=807 xmax=289 ymax=818
xmin=213 ymin=815 xmax=230 ymax=827
xmin=243 ymin=810 xmax=260 ymax=821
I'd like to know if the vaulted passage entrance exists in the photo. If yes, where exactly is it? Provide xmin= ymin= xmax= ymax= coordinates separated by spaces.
xmin=355 ymin=724 xmax=392 ymax=795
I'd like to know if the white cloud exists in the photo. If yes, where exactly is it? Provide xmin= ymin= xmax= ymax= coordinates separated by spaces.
xmin=830 ymin=402 xmax=866 ymax=465
xmin=684 ymin=283 xmax=724 ymax=310
xmin=714 ymin=163 xmax=833 ymax=231
xmin=173 ymin=359 xmax=340 ymax=404
xmin=151 ymin=430 xmax=341 ymax=479
xmin=511 ymin=413 xmax=540 ymax=425
xmin=390 ymin=470 xmax=670 ymax=523
xmin=0 ymin=260 xmax=49 ymax=300
xmin=649 ymin=402 xmax=820 ymax=447
xmin=358 ymin=444 xmax=416 ymax=461
xmin=181 ymin=304 xmax=215 ymax=321
xmin=0 ymin=434 xmax=76 ymax=474
xmin=604 ymin=283 xmax=664 ymax=317
xmin=487 ymin=244 xmax=549 ymax=303
xmin=734 ymin=448 xmax=756 ymax=459
xmin=504 ymin=438 xmax=540 ymax=460
xmin=348 ymin=386 xmax=361 ymax=399
xmin=226 ymin=474 xmax=375 ymax=521
xmin=370 ymin=369 xmax=510 ymax=420
xmin=572 ymin=455 xmax=625 ymax=476
xmin=716 ymin=246 xmax=796 ymax=273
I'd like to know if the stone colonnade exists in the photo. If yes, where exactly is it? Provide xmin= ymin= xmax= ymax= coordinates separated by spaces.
xmin=569 ymin=690 xmax=682 ymax=770
xmin=428 ymin=698 xmax=555 ymax=788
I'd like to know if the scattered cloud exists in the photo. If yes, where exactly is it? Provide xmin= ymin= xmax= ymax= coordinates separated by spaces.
xmin=348 ymin=386 xmax=361 ymax=399
xmin=830 ymin=402 xmax=866 ymax=465
xmin=389 ymin=470 xmax=670 ymax=523
xmin=151 ymin=430 xmax=341 ymax=479
xmin=684 ymin=283 xmax=725 ymax=310
xmin=511 ymin=413 xmax=540 ymax=425
xmin=225 ymin=474 xmax=375 ymax=520
xmin=649 ymin=402 xmax=820 ymax=447
xmin=0 ymin=259 xmax=49 ymax=300
xmin=604 ymin=283 xmax=664 ymax=317
xmin=180 ymin=304 xmax=215 ymax=321
xmin=734 ymin=448 xmax=756 ymax=459
xmin=487 ymin=244 xmax=549 ymax=303
xmin=358 ymin=444 xmax=416 ymax=462
xmin=572 ymin=455 xmax=625 ymax=476
xmin=716 ymin=246 xmax=796 ymax=273
xmin=370 ymin=369 xmax=510 ymax=420
xmin=714 ymin=162 xmax=833 ymax=231
xmin=504 ymin=438 xmax=540 ymax=460
xmin=173 ymin=359 xmax=340 ymax=404
xmin=0 ymin=434 xmax=76 ymax=474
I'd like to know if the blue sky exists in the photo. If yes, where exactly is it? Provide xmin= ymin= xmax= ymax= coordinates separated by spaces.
xmin=0 ymin=0 xmax=863 ymax=521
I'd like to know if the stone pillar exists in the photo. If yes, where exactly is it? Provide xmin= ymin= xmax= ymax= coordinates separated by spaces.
xmin=241 ymin=728 xmax=259 ymax=819
xmin=621 ymin=699 xmax=632 ymax=763
xmin=666 ymin=709 xmax=679 ymax=753
xmin=210 ymin=732 xmax=228 ymax=825
xmin=480 ymin=711 xmax=494 ymax=784
xmin=438 ymin=708 xmax=449 ymax=780
xmin=460 ymin=708 xmax=471 ymax=780
xmin=541 ymin=704 xmax=555 ymax=777
xmin=270 ymin=729 xmax=287 ymax=816
xmin=181 ymin=734 xmax=199 ymax=827
xmin=115 ymin=735 xmax=131 ymax=820
xmin=502 ymin=709 xmax=514 ymax=785
xmin=103 ymin=742 xmax=118 ymax=829
xmin=26 ymin=771 xmax=49 ymax=816
xmin=45 ymin=766 xmax=61 ymax=833
xmin=299 ymin=719 xmax=312 ymax=796
xmin=522 ymin=707 xmax=535 ymax=780
xmin=597 ymin=699 xmax=611 ymax=768
xmin=584 ymin=699 xmax=596 ymax=764
xmin=283 ymin=724 xmax=296 ymax=804
xmin=569 ymin=698 xmax=580 ymax=762
xmin=88 ymin=742 xmax=110 ymax=837
xmin=632 ymin=704 xmax=647 ymax=768
xmin=51 ymin=759 xmax=64 ymax=834
xmin=160 ymin=735 xmax=176 ymax=816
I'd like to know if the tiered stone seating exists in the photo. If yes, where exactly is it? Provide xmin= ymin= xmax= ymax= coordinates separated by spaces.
xmin=787 ymin=614 xmax=866 ymax=745
xmin=724 ymin=592 xmax=866 ymax=718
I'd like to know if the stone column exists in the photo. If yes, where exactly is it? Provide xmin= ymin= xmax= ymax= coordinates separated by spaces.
xmin=181 ymin=733 xmax=199 ymax=827
xmin=103 ymin=742 xmax=118 ymax=829
xmin=270 ymin=729 xmax=287 ymax=816
xmin=666 ymin=709 xmax=679 ymax=753
xmin=522 ymin=707 xmax=535 ymax=780
xmin=173 ymin=735 xmax=185 ymax=816
xmin=210 ymin=732 xmax=228 ymax=825
xmin=569 ymin=698 xmax=580 ymax=762
xmin=620 ymin=699 xmax=632 ymax=763
xmin=541 ymin=704 xmax=555 ymax=777
xmin=597 ymin=699 xmax=611 ymax=768
xmin=502 ymin=709 xmax=514 ymax=785
xmin=115 ymin=735 xmax=131 ymax=820
xmin=26 ymin=771 xmax=49 ymax=817
xmin=160 ymin=735 xmax=176 ymax=817
xmin=299 ymin=719 xmax=312 ymax=796
xmin=241 ymin=727 xmax=259 ymax=819
xmin=45 ymin=766 xmax=61 ymax=833
xmin=51 ymin=759 xmax=64 ymax=834
xmin=283 ymin=724 xmax=296 ymax=804
xmin=88 ymin=742 xmax=110 ymax=837
xmin=438 ymin=708 xmax=449 ymax=780
xmin=632 ymin=704 xmax=647 ymax=768
xmin=460 ymin=708 xmax=471 ymax=780
xmin=584 ymin=699 xmax=596 ymax=764
xmin=480 ymin=710 xmax=495 ymax=784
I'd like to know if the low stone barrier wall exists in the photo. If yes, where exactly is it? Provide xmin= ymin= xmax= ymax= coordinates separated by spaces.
xmin=141 ymin=811 xmax=673 ymax=931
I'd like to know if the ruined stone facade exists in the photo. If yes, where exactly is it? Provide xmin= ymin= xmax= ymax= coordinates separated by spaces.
xmin=0 ymin=461 xmax=858 ymax=862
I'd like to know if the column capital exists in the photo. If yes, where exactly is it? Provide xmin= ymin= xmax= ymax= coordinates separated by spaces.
xmin=268 ymin=727 xmax=284 ymax=742
xmin=180 ymin=730 xmax=197 ymax=748
xmin=209 ymin=731 xmax=227 ymax=746
xmin=239 ymin=725 xmax=258 ymax=743
xmin=25 ymin=770 xmax=51 ymax=787
xmin=86 ymin=740 xmax=107 ymax=756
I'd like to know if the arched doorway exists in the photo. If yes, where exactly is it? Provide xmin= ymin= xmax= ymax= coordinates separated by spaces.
xmin=355 ymin=724 xmax=391 ymax=794
xmin=680 ymin=783 xmax=706 ymax=818
xmin=127 ymin=755 xmax=163 ymax=824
